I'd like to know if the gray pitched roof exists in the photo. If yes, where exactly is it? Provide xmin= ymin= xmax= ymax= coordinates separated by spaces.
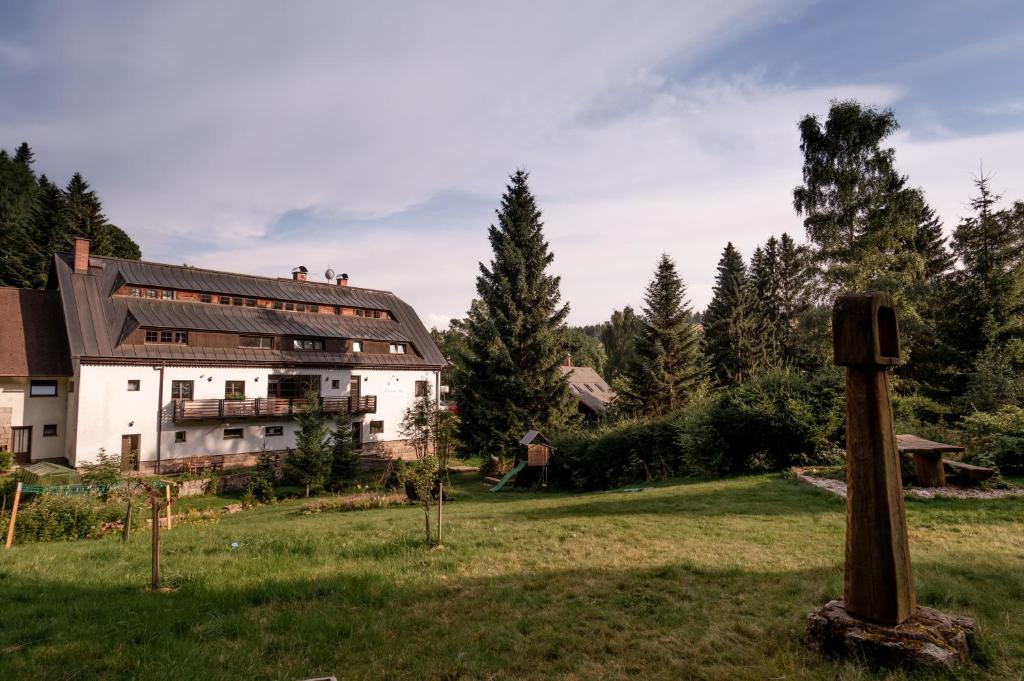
xmin=560 ymin=365 xmax=616 ymax=412
xmin=53 ymin=253 xmax=446 ymax=368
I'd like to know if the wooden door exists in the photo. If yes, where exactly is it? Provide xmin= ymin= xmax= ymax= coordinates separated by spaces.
xmin=350 ymin=375 xmax=361 ymax=401
xmin=11 ymin=426 xmax=31 ymax=464
xmin=350 ymin=421 xmax=362 ymax=448
xmin=120 ymin=434 xmax=141 ymax=471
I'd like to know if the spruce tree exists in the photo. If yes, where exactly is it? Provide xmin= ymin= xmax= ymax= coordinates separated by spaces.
xmin=749 ymin=240 xmax=782 ymax=368
xmin=622 ymin=254 xmax=704 ymax=415
xmin=0 ymin=146 xmax=44 ymax=287
xmin=909 ymin=201 xmax=953 ymax=281
xmin=703 ymin=242 xmax=758 ymax=386
xmin=63 ymin=173 xmax=112 ymax=255
xmin=600 ymin=306 xmax=643 ymax=381
xmin=285 ymin=389 xmax=333 ymax=496
xmin=457 ymin=170 xmax=573 ymax=461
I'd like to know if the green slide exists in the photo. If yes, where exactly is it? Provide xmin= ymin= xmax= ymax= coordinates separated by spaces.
xmin=489 ymin=460 xmax=527 ymax=492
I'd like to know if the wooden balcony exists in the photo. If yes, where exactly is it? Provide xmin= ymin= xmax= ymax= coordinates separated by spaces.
xmin=172 ymin=395 xmax=377 ymax=423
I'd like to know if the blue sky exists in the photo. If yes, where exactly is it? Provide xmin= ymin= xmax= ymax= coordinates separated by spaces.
xmin=2 ymin=1 xmax=1023 ymax=326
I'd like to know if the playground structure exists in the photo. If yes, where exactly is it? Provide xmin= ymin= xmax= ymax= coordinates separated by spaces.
xmin=488 ymin=430 xmax=553 ymax=492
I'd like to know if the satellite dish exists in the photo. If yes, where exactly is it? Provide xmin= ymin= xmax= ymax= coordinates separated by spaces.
xmin=325 ymin=267 xmax=336 ymax=281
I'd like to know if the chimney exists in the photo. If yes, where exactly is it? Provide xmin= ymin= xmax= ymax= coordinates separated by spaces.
xmin=336 ymin=273 xmax=349 ymax=287
xmin=291 ymin=265 xmax=308 ymax=282
xmin=563 ymin=353 xmax=572 ymax=367
xmin=73 ymin=238 xmax=91 ymax=273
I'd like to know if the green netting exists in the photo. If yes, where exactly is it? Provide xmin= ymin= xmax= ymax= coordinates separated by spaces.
xmin=18 ymin=462 xmax=82 ymax=486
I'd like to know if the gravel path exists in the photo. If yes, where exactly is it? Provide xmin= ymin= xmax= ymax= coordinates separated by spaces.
xmin=793 ymin=468 xmax=1024 ymax=500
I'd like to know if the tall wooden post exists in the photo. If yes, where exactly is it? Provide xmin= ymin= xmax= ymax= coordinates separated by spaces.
xmin=151 ymin=495 xmax=161 ymax=591
xmin=164 ymin=483 xmax=173 ymax=530
xmin=122 ymin=498 xmax=133 ymax=542
xmin=833 ymin=293 xmax=915 ymax=625
xmin=4 ymin=482 xmax=22 ymax=549
xmin=437 ymin=481 xmax=443 ymax=546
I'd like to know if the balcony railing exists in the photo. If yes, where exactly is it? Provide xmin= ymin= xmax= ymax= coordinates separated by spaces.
xmin=173 ymin=395 xmax=377 ymax=423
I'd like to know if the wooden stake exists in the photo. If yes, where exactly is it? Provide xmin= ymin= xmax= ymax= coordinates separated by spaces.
xmin=151 ymin=495 xmax=160 ymax=590
xmin=437 ymin=481 xmax=443 ymax=545
xmin=4 ymin=482 xmax=21 ymax=549
xmin=122 ymin=498 xmax=133 ymax=542
xmin=165 ymin=483 xmax=172 ymax=530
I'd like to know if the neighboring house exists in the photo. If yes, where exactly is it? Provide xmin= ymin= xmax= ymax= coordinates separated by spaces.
xmin=559 ymin=357 xmax=616 ymax=419
xmin=0 ymin=289 xmax=73 ymax=464
xmin=2 ymin=238 xmax=446 ymax=473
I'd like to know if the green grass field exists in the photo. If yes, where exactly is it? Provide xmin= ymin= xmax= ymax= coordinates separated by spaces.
xmin=1 ymin=473 xmax=1022 ymax=680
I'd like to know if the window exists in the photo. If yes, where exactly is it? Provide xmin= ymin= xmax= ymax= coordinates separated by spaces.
xmin=174 ymin=331 xmax=188 ymax=344
xmin=128 ymin=287 xmax=141 ymax=297
xmin=200 ymin=293 xmax=213 ymax=303
xmin=171 ymin=380 xmax=193 ymax=399
xmin=127 ymin=379 xmax=141 ymax=391
xmin=223 ymin=427 xmax=243 ymax=439
xmin=161 ymin=289 xmax=173 ymax=300
xmin=232 ymin=297 xmax=243 ymax=306
xmin=389 ymin=343 xmax=406 ymax=354
xmin=159 ymin=330 xmax=173 ymax=343
xmin=224 ymin=380 xmax=245 ymax=398
xmin=42 ymin=424 xmax=57 ymax=437
xmin=174 ymin=431 xmax=186 ymax=443
xmin=268 ymin=375 xmax=320 ymax=398
xmin=239 ymin=335 xmax=273 ymax=349
xmin=369 ymin=420 xmax=384 ymax=435
xmin=220 ymin=296 xmax=231 ymax=305
xmin=284 ymin=302 xmax=295 ymax=311
xmin=30 ymin=380 xmax=58 ymax=397
xmin=264 ymin=426 xmax=283 ymax=437
xmin=291 ymin=339 xmax=323 ymax=351
xmin=145 ymin=329 xmax=187 ymax=344
xmin=373 ymin=310 xmax=382 ymax=319
xmin=245 ymin=298 xmax=256 ymax=307
xmin=331 ymin=379 xmax=340 ymax=389
xmin=351 ymin=340 xmax=362 ymax=353
xmin=272 ymin=301 xmax=283 ymax=310
xmin=145 ymin=330 xmax=158 ymax=343
xmin=415 ymin=380 xmax=430 ymax=397
xmin=145 ymin=288 xmax=157 ymax=298
xmin=309 ymin=305 xmax=319 ymax=313
xmin=333 ymin=306 xmax=341 ymax=315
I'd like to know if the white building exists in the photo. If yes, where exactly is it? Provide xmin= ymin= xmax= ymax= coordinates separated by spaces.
xmin=1 ymin=238 xmax=446 ymax=473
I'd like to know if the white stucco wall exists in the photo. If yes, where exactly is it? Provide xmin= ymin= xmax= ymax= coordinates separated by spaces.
xmin=72 ymin=363 xmax=439 ymax=466
xmin=0 ymin=376 xmax=70 ymax=461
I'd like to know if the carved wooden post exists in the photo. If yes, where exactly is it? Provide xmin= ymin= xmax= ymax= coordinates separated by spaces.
xmin=833 ymin=293 xmax=915 ymax=625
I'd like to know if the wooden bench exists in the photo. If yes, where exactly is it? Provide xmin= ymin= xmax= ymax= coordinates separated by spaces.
xmin=896 ymin=434 xmax=995 ymax=487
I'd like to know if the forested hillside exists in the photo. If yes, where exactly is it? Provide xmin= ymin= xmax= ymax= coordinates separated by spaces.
xmin=0 ymin=142 xmax=141 ymax=288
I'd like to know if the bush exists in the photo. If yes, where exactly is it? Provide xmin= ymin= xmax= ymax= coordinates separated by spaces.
xmin=7 ymin=494 xmax=143 ymax=543
xmin=961 ymin=406 xmax=1024 ymax=474
xmin=0 ymin=449 xmax=13 ymax=474
xmin=79 ymin=448 xmax=123 ymax=487
xmin=300 ymin=493 xmax=408 ymax=515
xmin=551 ymin=369 xmax=844 ymax=490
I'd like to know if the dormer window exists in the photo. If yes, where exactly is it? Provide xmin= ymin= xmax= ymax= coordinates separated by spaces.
xmin=144 ymin=329 xmax=188 ymax=344
xmin=161 ymin=290 xmax=173 ymax=300
xmin=352 ymin=340 xmax=363 ymax=353
xmin=291 ymin=339 xmax=323 ymax=351
xmin=389 ymin=343 xmax=406 ymax=354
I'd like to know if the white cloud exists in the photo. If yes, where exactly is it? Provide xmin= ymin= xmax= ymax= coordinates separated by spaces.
xmin=3 ymin=2 xmax=1022 ymax=325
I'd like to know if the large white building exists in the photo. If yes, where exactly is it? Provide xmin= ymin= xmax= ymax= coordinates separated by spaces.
xmin=0 ymin=238 xmax=446 ymax=473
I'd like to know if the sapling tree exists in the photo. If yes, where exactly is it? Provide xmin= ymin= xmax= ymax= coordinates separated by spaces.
xmin=285 ymin=388 xmax=333 ymax=497
xmin=402 ymin=454 xmax=440 ymax=546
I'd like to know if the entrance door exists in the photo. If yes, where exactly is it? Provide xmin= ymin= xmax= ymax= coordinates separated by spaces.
xmin=350 ymin=375 xmax=361 ymax=402
xmin=120 ymin=434 xmax=141 ymax=471
xmin=11 ymin=426 xmax=31 ymax=465
xmin=350 ymin=421 xmax=362 ymax=449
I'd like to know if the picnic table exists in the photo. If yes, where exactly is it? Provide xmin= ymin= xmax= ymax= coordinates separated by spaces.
xmin=895 ymin=434 xmax=993 ymax=487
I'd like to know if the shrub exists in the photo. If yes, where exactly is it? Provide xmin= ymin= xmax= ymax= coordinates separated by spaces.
xmin=79 ymin=448 xmax=123 ymax=487
xmin=960 ymin=405 xmax=1024 ymax=474
xmin=551 ymin=369 xmax=844 ymax=490
xmin=8 ymin=494 xmax=143 ymax=543
xmin=300 ymin=493 xmax=408 ymax=515
xmin=0 ymin=449 xmax=13 ymax=473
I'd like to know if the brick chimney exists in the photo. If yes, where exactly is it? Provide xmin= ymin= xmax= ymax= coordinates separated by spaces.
xmin=336 ymin=273 xmax=349 ymax=287
xmin=73 ymin=238 xmax=90 ymax=273
xmin=291 ymin=265 xmax=308 ymax=281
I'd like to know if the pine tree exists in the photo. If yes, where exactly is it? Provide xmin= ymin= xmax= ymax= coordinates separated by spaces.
xmin=909 ymin=201 xmax=953 ymax=281
xmin=63 ymin=173 xmax=112 ymax=255
xmin=622 ymin=254 xmax=704 ymax=415
xmin=703 ymin=243 xmax=758 ymax=386
xmin=457 ymin=170 xmax=573 ymax=461
xmin=0 ymin=146 xmax=44 ymax=287
xmin=330 ymin=422 xmax=360 ymax=487
xmin=749 ymin=240 xmax=782 ymax=368
xmin=946 ymin=173 xmax=1024 ymax=362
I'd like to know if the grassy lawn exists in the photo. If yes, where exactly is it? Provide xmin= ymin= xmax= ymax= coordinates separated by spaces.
xmin=1 ymin=473 xmax=1022 ymax=680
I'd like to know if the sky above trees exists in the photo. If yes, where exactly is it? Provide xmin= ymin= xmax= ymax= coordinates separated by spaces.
xmin=1 ymin=1 xmax=1022 ymax=325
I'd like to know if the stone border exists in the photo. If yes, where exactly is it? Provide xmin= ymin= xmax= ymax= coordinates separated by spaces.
xmin=793 ymin=468 xmax=1024 ymax=500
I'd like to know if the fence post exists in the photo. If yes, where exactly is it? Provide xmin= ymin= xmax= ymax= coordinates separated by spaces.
xmin=437 ymin=481 xmax=443 ymax=546
xmin=4 ymin=482 xmax=22 ymax=549
xmin=165 ymin=483 xmax=173 ymax=530
xmin=151 ymin=495 xmax=160 ymax=590
xmin=122 ymin=498 xmax=133 ymax=541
